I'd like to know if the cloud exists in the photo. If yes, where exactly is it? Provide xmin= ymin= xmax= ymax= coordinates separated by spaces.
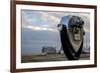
xmin=23 ymin=25 xmax=57 ymax=32
xmin=21 ymin=10 xmax=90 ymax=32
xmin=36 ymin=11 xmax=60 ymax=27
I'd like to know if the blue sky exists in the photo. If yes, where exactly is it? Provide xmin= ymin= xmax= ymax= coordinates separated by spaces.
xmin=21 ymin=10 xmax=90 ymax=55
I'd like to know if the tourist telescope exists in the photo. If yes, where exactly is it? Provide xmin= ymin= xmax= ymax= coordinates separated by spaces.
xmin=58 ymin=15 xmax=85 ymax=60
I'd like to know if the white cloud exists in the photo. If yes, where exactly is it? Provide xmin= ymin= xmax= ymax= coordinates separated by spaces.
xmin=38 ymin=11 xmax=60 ymax=26
xmin=22 ymin=10 xmax=90 ymax=33
xmin=23 ymin=25 xmax=57 ymax=32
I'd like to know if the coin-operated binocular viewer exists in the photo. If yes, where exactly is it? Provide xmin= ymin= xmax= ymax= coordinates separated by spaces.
xmin=58 ymin=16 xmax=85 ymax=60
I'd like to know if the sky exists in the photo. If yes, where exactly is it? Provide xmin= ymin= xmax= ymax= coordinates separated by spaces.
xmin=21 ymin=9 xmax=90 ymax=55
